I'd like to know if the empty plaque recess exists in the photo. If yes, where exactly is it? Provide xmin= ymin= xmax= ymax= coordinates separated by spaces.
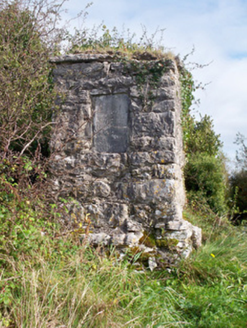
xmin=93 ymin=94 xmax=129 ymax=153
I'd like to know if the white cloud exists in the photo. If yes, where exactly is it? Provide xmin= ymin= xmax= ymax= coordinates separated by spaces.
xmin=62 ymin=0 xmax=247 ymax=161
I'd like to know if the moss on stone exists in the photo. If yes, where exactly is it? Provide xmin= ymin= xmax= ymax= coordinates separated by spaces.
xmin=155 ymin=238 xmax=179 ymax=248
xmin=139 ymin=231 xmax=156 ymax=247
xmin=138 ymin=230 xmax=179 ymax=250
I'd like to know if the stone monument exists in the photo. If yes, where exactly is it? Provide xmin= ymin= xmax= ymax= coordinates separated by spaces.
xmin=50 ymin=53 xmax=201 ymax=266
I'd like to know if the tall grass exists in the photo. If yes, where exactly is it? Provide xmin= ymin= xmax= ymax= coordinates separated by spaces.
xmin=1 ymin=197 xmax=246 ymax=327
xmin=1 ymin=242 xmax=189 ymax=327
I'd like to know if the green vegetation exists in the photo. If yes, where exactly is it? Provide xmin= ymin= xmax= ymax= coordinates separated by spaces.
xmin=0 ymin=0 xmax=57 ymax=158
xmin=1 ymin=193 xmax=246 ymax=327
xmin=1 ymin=1 xmax=247 ymax=327
xmin=123 ymin=58 xmax=171 ymax=109
xmin=180 ymin=68 xmax=228 ymax=215
xmin=185 ymin=153 xmax=227 ymax=214
xmin=229 ymin=133 xmax=247 ymax=219
xmin=68 ymin=23 xmax=173 ymax=59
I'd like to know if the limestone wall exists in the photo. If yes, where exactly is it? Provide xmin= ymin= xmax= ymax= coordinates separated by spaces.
xmin=50 ymin=53 xmax=201 ymax=265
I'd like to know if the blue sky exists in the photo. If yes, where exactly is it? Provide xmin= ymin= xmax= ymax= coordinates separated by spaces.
xmin=63 ymin=0 xmax=247 ymax=165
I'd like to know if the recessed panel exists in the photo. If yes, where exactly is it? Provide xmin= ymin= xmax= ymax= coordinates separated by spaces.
xmin=93 ymin=94 xmax=129 ymax=153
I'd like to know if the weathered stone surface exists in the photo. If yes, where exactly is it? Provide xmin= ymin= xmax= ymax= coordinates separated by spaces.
xmin=93 ymin=94 xmax=130 ymax=153
xmin=125 ymin=218 xmax=143 ymax=232
xmin=83 ymin=233 xmax=111 ymax=246
xmin=51 ymin=54 xmax=202 ymax=266
xmin=132 ymin=112 xmax=175 ymax=138
xmin=154 ymin=202 xmax=182 ymax=223
xmin=125 ymin=232 xmax=143 ymax=246
xmin=133 ymin=179 xmax=175 ymax=203
xmin=129 ymin=151 xmax=176 ymax=166
xmin=64 ymin=200 xmax=85 ymax=222
xmin=115 ymin=179 xmax=175 ymax=204
xmin=153 ymin=164 xmax=181 ymax=180
xmin=84 ymin=202 xmax=129 ymax=228
xmin=79 ymin=153 xmax=122 ymax=177
xmin=148 ymin=257 xmax=158 ymax=271
xmin=152 ymin=100 xmax=176 ymax=113
xmin=91 ymin=180 xmax=111 ymax=198
xmin=155 ymin=87 xmax=175 ymax=101
xmin=130 ymin=136 xmax=175 ymax=152
xmin=50 ymin=53 xmax=115 ymax=63
xmin=166 ymin=220 xmax=192 ymax=231
xmin=192 ymin=226 xmax=202 ymax=249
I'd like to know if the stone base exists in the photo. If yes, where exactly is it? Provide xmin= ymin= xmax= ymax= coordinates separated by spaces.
xmin=78 ymin=218 xmax=201 ymax=270
xmin=64 ymin=199 xmax=201 ymax=270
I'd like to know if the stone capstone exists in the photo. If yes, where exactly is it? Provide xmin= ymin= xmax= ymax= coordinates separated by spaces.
xmin=50 ymin=53 xmax=202 ymax=267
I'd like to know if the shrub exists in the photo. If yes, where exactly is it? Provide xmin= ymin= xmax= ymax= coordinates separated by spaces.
xmin=185 ymin=115 xmax=222 ymax=157
xmin=184 ymin=153 xmax=227 ymax=214
xmin=229 ymin=169 xmax=247 ymax=213
xmin=229 ymin=133 xmax=247 ymax=217
xmin=0 ymin=0 xmax=57 ymax=158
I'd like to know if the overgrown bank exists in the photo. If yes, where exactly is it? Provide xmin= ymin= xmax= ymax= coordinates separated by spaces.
xmin=0 ymin=0 xmax=247 ymax=327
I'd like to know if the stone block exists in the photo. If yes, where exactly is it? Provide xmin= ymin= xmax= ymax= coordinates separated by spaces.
xmin=125 ymin=232 xmax=143 ymax=246
xmin=79 ymin=153 xmax=122 ymax=176
xmin=90 ymin=89 xmax=111 ymax=96
xmin=84 ymin=202 xmax=129 ymax=228
xmin=130 ymin=136 xmax=175 ymax=152
xmin=160 ymin=75 xmax=176 ymax=87
xmin=91 ymin=180 xmax=111 ymax=198
xmin=72 ymin=62 xmax=104 ymax=79
xmin=125 ymin=218 xmax=143 ymax=232
xmin=166 ymin=220 xmax=191 ymax=231
xmin=116 ymin=179 xmax=175 ymax=204
xmin=132 ymin=112 xmax=175 ymax=138
xmin=111 ymin=233 xmax=126 ymax=246
xmin=152 ymin=100 xmax=176 ymax=112
xmin=130 ymin=166 xmax=153 ymax=179
xmin=192 ymin=226 xmax=202 ymax=249
xmin=154 ymin=202 xmax=181 ymax=223
xmin=152 ymin=164 xmax=180 ymax=180
xmin=79 ymin=104 xmax=92 ymax=119
xmin=85 ymin=233 xmax=111 ymax=246
xmin=129 ymin=151 xmax=175 ymax=166
xmin=76 ymin=90 xmax=91 ymax=103
xmin=155 ymin=87 xmax=175 ymax=101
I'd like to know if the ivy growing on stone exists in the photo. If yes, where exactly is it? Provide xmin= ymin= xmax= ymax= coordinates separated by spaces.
xmin=122 ymin=58 xmax=169 ymax=109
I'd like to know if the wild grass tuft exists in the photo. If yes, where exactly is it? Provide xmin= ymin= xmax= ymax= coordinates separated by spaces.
xmin=66 ymin=24 xmax=175 ymax=60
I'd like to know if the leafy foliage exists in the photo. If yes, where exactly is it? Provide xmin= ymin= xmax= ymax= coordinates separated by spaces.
xmin=229 ymin=133 xmax=247 ymax=215
xmin=185 ymin=115 xmax=222 ymax=157
xmin=180 ymin=67 xmax=227 ymax=214
xmin=0 ymin=0 xmax=58 ymax=158
xmin=184 ymin=154 xmax=227 ymax=214
xmin=67 ymin=23 xmax=169 ymax=58
xmin=230 ymin=169 xmax=247 ymax=213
